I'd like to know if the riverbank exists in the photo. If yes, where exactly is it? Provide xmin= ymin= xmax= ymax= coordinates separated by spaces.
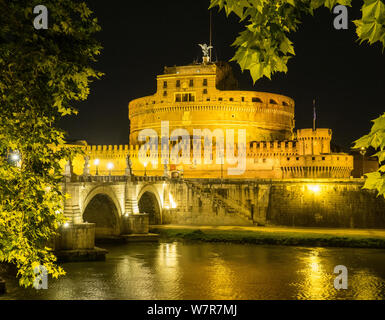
xmin=150 ymin=225 xmax=385 ymax=248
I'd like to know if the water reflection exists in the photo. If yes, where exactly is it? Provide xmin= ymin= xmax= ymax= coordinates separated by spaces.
xmin=1 ymin=243 xmax=385 ymax=300
xmin=351 ymin=271 xmax=384 ymax=300
xmin=294 ymin=248 xmax=385 ymax=300
xmin=296 ymin=249 xmax=336 ymax=300
xmin=155 ymin=243 xmax=181 ymax=299
xmin=208 ymin=255 xmax=237 ymax=299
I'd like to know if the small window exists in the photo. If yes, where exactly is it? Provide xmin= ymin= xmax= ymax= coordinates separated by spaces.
xmin=163 ymin=91 xmax=167 ymax=97
xmin=189 ymin=93 xmax=195 ymax=102
xmin=176 ymin=80 xmax=180 ymax=88
xmin=203 ymin=79 xmax=208 ymax=86
xmin=206 ymin=98 xmax=210 ymax=101
xmin=231 ymin=114 xmax=235 ymax=118
xmin=177 ymin=93 xmax=195 ymax=102
xmin=203 ymin=89 xmax=208 ymax=94
xmin=287 ymin=157 xmax=290 ymax=161
xmin=312 ymin=157 xmax=315 ymax=160
xmin=282 ymin=101 xmax=288 ymax=106
xmin=252 ymin=97 xmax=262 ymax=103
xmin=189 ymin=79 xmax=194 ymax=87
xmin=322 ymin=157 xmax=325 ymax=160
xmin=241 ymin=97 xmax=245 ymax=102
xmin=229 ymin=98 xmax=234 ymax=102
xmin=270 ymin=99 xmax=278 ymax=104
xmin=296 ymin=157 xmax=299 ymax=161
xmin=163 ymin=81 xmax=167 ymax=88
xmin=218 ymin=97 xmax=223 ymax=101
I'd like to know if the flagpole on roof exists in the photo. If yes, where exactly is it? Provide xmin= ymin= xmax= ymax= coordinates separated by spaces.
xmin=313 ymin=99 xmax=316 ymax=131
xmin=209 ymin=10 xmax=213 ymax=62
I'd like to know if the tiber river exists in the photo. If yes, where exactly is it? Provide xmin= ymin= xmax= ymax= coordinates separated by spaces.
xmin=1 ymin=242 xmax=385 ymax=300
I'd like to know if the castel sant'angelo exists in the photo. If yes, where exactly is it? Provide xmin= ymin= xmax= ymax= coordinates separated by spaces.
xmin=61 ymin=47 xmax=385 ymax=230
xmin=69 ymin=48 xmax=353 ymax=179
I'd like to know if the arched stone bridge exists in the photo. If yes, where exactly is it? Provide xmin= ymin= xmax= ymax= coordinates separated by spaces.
xmin=61 ymin=172 xmax=264 ymax=239
xmin=62 ymin=175 xmax=171 ymax=237
xmin=61 ymin=171 xmax=385 ymax=240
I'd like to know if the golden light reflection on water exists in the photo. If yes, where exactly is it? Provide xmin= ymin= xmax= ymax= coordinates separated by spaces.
xmin=296 ymin=248 xmax=336 ymax=300
xmin=207 ymin=256 xmax=237 ymax=300
xmin=156 ymin=243 xmax=181 ymax=299
xmin=2 ymin=244 xmax=385 ymax=300
xmin=295 ymin=248 xmax=385 ymax=300
xmin=114 ymin=255 xmax=155 ymax=299
xmin=351 ymin=270 xmax=384 ymax=300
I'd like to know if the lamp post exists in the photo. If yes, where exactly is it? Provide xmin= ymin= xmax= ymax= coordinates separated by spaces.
xmin=9 ymin=152 xmax=21 ymax=167
xmin=359 ymin=147 xmax=366 ymax=178
xmin=144 ymin=162 xmax=148 ymax=177
xmin=94 ymin=158 xmax=100 ymax=176
xmin=220 ymin=147 xmax=224 ymax=183
xmin=10 ymin=153 xmax=19 ymax=162
xmin=107 ymin=162 xmax=114 ymax=176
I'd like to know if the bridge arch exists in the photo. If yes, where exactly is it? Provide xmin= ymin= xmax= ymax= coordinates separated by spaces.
xmin=82 ymin=186 xmax=122 ymax=237
xmin=137 ymin=184 xmax=163 ymax=225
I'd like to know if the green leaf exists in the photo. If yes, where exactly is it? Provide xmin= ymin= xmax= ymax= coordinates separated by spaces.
xmin=0 ymin=0 xmax=102 ymax=288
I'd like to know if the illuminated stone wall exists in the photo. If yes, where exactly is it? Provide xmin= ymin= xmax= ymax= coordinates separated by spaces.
xmin=67 ymin=141 xmax=353 ymax=179
xmin=165 ymin=179 xmax=385 ymax=228
xmin=267 ymin=180 xmax=385 ymax=228
xmin=61 ymin=175 xmax=385 ymax=228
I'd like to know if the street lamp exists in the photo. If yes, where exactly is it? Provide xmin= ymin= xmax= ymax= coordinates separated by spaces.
xmin=359 ymin=147 xmax=366 ymax=178
xmin=107 ymin=162 xmax=114 ymax=176
xmin=219 ymin=147 xmax=224 ymax=182
xmin=11 ymin=153 xmax=20 ymax=161
xmin=94 ymin=158 xmax=100 ymax=176
xmin=9 ymin=152 xmax=21 ymax=167
xmin=144 ymin=162 xmax=148 ymax=177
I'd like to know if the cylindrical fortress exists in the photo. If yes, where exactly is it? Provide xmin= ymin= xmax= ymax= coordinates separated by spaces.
xmin=129 ymin=63 xmax=295 ymax=145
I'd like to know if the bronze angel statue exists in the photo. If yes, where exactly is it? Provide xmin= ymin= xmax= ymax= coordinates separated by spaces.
xmin=198 ymin=43 xmax=213 ymax=58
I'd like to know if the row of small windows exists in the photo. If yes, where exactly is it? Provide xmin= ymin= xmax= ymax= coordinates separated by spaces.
xmin=175 ymin=93 xmax=195 ymax=102
xmin=285 ymin=156 xmax=347 ymax=161
xmin=163 ymin=79 xmax=208 ymax=88
xmin=251 ymin=142 xmax=295 ymax=148
xmin=145 ymin=95 xmax=289 ymax=105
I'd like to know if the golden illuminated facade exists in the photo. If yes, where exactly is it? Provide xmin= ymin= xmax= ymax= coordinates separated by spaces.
xmin=129 ymin=63 xmax=295 ymax=144
xmin=69 ymin=60 xmax=353 ymax=179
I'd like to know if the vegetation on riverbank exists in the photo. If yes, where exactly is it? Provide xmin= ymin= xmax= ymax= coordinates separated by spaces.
xmin=150 ymin=227 xmax=385 ymax=249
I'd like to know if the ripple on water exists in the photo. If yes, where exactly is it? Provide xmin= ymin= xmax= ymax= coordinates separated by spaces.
xmin=1 ymin=243 xmax=385 ymax=300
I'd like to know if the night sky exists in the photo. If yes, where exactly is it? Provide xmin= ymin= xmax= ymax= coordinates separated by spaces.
xmin=59 ymin=0 xmax=385 ymax=151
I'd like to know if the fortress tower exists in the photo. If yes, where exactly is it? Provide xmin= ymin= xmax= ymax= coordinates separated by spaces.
xmin=129 ymin=62 xmax=295 ymax=145
xmin=297 ymin=128 xmax=332 ymax=155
